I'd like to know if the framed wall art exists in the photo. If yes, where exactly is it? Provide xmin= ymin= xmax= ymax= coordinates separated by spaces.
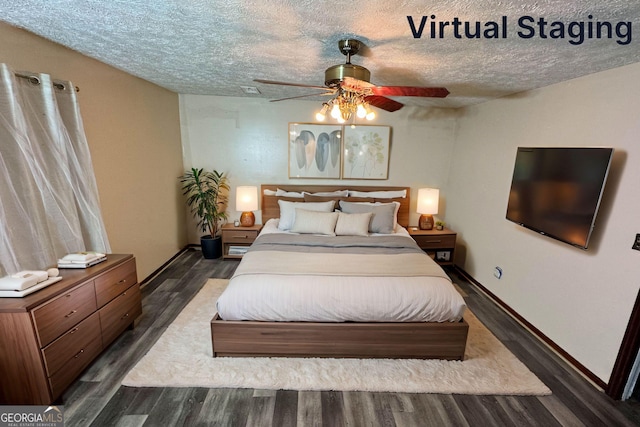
xmin=288 ymin=123 xmax=342 ymax=179
xmin=342 ymin=125 xmax=391 ymax=180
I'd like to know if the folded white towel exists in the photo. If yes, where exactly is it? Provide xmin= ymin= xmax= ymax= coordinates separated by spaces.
xmin=60 ymin=252 xmax=106 ymax=262
xmin=0 ymin=275 xmax=39 ymax=291
xmin=12 ymin=270 xmax=48 ymax=283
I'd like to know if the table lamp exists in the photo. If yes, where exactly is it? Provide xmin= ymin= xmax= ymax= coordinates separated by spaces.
xmin=236 ymin=186 xmax=258 ymax=227
xmin=417 ymin=188 xmax=439 ymax=230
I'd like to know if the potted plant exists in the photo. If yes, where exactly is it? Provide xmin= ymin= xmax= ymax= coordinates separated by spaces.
xmin=180 ymin=167 xmax=229 ymax=259
xmin=435 ymin=221 xmax=445 ymax=231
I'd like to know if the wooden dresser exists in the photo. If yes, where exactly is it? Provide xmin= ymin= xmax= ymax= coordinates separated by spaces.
xmin=0 ymin=254 xmax=141 ymax=404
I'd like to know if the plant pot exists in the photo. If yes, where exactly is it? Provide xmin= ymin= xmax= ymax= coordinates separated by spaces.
xmin=200 ymin=235 xmax=222 ymax=259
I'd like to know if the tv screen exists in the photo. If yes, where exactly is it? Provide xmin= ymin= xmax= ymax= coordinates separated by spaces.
xmin=506 ymin=147 xmax=613 ymax=249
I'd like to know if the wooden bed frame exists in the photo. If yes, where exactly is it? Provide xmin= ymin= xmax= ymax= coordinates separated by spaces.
xmin=211 ymin=185 xmax=469 ymax=360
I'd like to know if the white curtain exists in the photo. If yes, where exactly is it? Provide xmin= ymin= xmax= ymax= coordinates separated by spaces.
xmin=0 ymin=64 xmax=110 ymax=276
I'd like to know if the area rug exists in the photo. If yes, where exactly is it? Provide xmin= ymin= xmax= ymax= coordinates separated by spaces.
xmin=122 ymin=279 xmax=551 ymax=395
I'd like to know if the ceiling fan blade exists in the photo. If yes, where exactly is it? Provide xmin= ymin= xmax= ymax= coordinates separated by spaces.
xmin=370 ymin=86 xmax=450 ymax=98
xmin=269 ymin=91 xmax=337 ymax=102
xmin=364 ymin=95 xmax=404 ymax=112
xmin=254 ymin=79 xmax=331 ymax=91
xmin=341 ymin=77 xmax=449 ymax=98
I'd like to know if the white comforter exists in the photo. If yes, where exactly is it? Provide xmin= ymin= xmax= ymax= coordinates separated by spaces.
xmin=216 ymin=220 xmax=466 ymax=323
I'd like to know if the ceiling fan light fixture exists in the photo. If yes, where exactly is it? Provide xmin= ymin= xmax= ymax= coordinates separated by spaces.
xmin=330 ymin=103 xmax=341 ymax=119
xmin=316 ymin=88 xmax=374 ymax=123
xmin=365 ymin=108 xmax=376 ymax=121
xmin=315 ymin=103 xmax=329 ymax=121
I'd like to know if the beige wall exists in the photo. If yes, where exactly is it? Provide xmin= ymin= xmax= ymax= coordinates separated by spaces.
xmin=1 ymin=23 xmax=187 ymax=280
xmin=446 ymin=62 xmax=640 ymax=383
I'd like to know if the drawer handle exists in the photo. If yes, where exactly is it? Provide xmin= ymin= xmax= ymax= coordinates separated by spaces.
xmin=117 ymin=279 xmax=127 ymax=285
xmin=425 ymin=239 xmax=442 ymax=243
xmin=65 ymin=310 xmax=77 ymax=318
xmin=74 ymin=349 xmax=85 ymax=359
xmin=237 ymin=235 xmax=249 ymax=239
xmin=69 ymin=327 xmax=79 ymax=334
xmin=121 ymin=313 xmax=130 ymax=320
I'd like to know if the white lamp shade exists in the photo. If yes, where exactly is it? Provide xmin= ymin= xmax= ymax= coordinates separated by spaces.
xmin=236 ymin=186 xmax=258 ymax=212
xmin=417 ymin=188 xmax=439 ymax=215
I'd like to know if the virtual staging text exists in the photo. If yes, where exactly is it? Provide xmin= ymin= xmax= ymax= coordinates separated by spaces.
xmin=407 ymin=15 xmax=633 ymax=46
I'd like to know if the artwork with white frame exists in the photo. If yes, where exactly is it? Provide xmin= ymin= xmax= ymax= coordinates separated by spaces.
xmin=342 ymin=125 xmax=391 ymax=180
xmin=288 ymin=123 xmax=342 ymax=179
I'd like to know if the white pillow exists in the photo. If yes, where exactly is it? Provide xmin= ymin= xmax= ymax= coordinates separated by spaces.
xmin=275 ymin=188 xmax=304 ymax=198
xmin=263 ymin=189 xmax=277 ymax=196
xmin=278 ymin=200 xmax=335 ymax=230
xmin=335 ymin=212 xmax=372 ymax=236
xmin=290 ymin=209 xmax=339 ymax=235
xmin=303 ymin=190 xmax=349 ymax=197
xmin=348 ymin=189 xmax=406 ymax=198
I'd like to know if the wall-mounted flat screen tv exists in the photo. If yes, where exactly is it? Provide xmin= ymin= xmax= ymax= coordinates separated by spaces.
xmin=506 ymin=147 xmax=614 ymax=250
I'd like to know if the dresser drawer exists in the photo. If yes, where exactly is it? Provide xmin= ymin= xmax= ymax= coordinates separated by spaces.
xmin=99 ymin=284 xmax=142 ymax=347
xmin=223 ymin=229 xmax=259 ymax=244
xmin=94 ymin=258 xmax=137 ymax=308
xmin=48 ymin=333 xmax=103 ymax=399
xmin=33 ymin=281 xmax=97 ymax=347
xmin=412 ymin=234 xmax=456 ymax=249
xmin=42 ymin=312 xmax=102 ymax=377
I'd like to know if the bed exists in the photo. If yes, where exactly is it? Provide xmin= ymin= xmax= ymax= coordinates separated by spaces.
xmin=210 ymin=185 xmax=468 ymax=360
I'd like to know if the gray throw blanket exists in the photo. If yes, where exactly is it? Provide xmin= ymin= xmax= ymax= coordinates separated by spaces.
xmin=248 ymin=233 xmax=425 ymax=255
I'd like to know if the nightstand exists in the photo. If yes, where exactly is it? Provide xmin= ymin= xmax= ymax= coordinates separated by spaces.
xmin=408 ymin=227 xmax=457 ymax=266
xmin=221 ymin=224 xmax=262 ymax=259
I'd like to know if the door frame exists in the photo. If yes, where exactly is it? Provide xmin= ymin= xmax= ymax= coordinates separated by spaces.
xmin=607 ymin=288 xmax=640 ymax=399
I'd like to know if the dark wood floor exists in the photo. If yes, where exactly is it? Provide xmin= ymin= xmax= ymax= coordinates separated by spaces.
xmin=60 ymin=249 xmax=640 ymax=426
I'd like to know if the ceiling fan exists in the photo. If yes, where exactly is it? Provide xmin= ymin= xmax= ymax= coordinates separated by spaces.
xmin=254 ymin=39 xmax=449 ymax=121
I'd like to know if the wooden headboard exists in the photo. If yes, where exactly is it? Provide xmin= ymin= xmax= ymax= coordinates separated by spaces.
xmin=261 ymin=184 xmax=411 ymax=228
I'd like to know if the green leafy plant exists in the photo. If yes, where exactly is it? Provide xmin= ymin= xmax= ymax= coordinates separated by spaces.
xmin=179 ymin=168 xmax=229 ymax=238
xmin=436 ymin=221 xmax=445 ymax=227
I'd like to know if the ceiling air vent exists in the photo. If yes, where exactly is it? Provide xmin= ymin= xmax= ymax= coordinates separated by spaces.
xmin=240 ymin=86 xmax=261 ymax=94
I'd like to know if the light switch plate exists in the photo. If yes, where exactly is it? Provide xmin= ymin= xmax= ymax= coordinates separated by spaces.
xmin=633 ymin=234 xmax=640 ymax=251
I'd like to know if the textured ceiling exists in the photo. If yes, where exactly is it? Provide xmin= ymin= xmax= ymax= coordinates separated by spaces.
xmin=2 ymin=1 xmax=639 ymax=109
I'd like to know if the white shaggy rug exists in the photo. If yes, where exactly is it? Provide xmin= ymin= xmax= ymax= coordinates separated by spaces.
xmin=122 ymin=279 xmax=551 ymax=395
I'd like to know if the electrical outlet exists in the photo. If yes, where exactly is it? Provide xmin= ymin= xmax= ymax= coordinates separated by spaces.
xmin=633 ymin=234 xmax=640 ymax=251
xmin=494 ymin=266 xmax=503 ymax=279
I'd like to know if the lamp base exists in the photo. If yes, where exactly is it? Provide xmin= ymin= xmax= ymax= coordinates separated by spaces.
xmin=419 ymin=214 xmax=434 ymax=230
xmin=240 ymin=211 xmax=255 ymax=227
